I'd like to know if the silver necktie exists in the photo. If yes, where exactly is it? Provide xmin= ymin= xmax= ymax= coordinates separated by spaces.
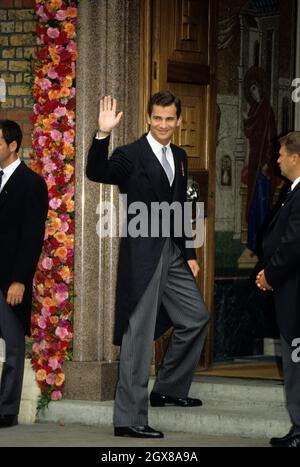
xmin=161 ymin=146 xmax=173 ymax=185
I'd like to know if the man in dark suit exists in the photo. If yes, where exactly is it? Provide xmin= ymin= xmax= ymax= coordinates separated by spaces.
xmin=86 ymin=92 xmax=210 ymax=438
xmin=256 ymin=131 xmax=300 ymax=448
xmin=0 ymin=120 xmax=48 ymax=428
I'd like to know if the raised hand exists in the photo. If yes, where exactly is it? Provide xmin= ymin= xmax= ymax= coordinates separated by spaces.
xmin=98 ymin=95 xmax=123 ymax=132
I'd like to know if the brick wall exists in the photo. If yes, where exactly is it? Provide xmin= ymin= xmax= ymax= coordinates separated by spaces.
xmin=0 ymin=0 xmax=36 ymax=159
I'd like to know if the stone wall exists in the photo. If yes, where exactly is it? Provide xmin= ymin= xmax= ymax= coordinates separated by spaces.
xmin=0 ymin=0 xmax=35 ymax=159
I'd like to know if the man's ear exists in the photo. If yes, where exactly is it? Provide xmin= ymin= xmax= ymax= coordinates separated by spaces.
xmin=9 ymin=140 xmax=17 ymax=153
xmin=146 ymin=114 xmax=151 ymax=125
xmin=176 ymin=116 xmax=182 ymax=127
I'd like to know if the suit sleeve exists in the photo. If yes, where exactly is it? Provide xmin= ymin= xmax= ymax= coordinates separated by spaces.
xmin=11 ymin=176 xmax=48 ymax=284
xmin=264 ymin=198 xmax=300 ymax=289
xmin=182 ymin=154 xmax=197 ymax=261
xmin=86 ymin=136 xmax=133 ymax=185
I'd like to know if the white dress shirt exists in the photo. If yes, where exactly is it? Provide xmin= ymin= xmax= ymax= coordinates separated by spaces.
xmin=146 ymin=132 xmax=175 ymax=185
xmin=291 ymin=176 xmax=300 ymax=191
xmin=0 ymin=158 xmax=21 ymax=193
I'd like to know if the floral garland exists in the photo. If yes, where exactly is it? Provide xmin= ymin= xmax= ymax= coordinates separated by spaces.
xmin=30 ymin=0 xmax=78 ymax=405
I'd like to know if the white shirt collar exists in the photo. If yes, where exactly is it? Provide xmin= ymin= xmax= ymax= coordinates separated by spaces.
xmin=291 ymin=176 xmax=300 ymax=191
xmin=2 ymin=157 xmax=21 ymax=176
xmin=146 ymin=131 xmax=171 ymax=155
xmin=0 ymin=158 xmax=21 ymax=191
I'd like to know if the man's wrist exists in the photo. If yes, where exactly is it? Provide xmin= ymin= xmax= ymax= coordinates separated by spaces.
xmin=98 ymin=129 xmax=111 ymax=135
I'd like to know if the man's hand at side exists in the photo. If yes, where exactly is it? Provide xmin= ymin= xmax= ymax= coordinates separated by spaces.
xmin=6 ymin=282 xmax=25 ymax=306
xmin=187 ymin=260 xmax=200 ymax=278
xmin=256 ymin=269 xmax=273 ymax=292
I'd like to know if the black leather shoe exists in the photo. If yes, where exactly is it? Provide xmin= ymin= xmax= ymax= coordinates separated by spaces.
xmin=150 ymin=391 xmax=202 ymax=407
xmin=114 ymin=425 xmax=164 ymax=438
xmin=0 ymin=414 xmax=18 ymax=428
xmin=270 ymin=426 xmax=300 ymax=448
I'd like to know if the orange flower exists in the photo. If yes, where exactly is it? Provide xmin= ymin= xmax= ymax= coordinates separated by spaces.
xmin=55 ymin=373 xmax=65 ymax=386
xmin=36 ymin=369 xmax=47 ymax=382
xmin=63 ymin=22 xmax=75 ymax=37
xmin=55 ymin=247 xmax=68 ymax=259
xmin=65 ymin=235 xmax=74 ymax=249
xmin=63 ymin=76 xmax=73 ymax=88
xmin=63 ymin=143 xmax=74 ymax=157
xmin=48 ymin=210 xmax=58 ymax=219
xmin=54 ymin=232 xmax=67 ymax=243
xmin=46 ymin=0 xmax=62 ymax=10
xmin=59 ymin=87 xmax=70 ymax=98
xmin=45 ymin=278 xmax=55 ymax=289
xmin=50 ymin=316 xmax=59 ymax=325
xmin=43 ymin=297 xmax=54 ymax=307
xmin=67 ymin=7 xmax=77 ymax=18
xmin=48 ymin=89 xmax=60 ymax=100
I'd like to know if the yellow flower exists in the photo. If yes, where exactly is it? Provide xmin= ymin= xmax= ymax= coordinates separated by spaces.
xmin=59 ymin=266 xmax=72 ymax=282
xmin=64 ymin=164 xmax=74 ymax=177
xmin=66 ymin=199 xmax=74 ymax=212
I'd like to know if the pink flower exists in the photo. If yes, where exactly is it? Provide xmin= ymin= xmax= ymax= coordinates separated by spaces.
xmin=46 ymin=374 xmax=55 ymax=385
xmin=54 ymin=106 xmax=67 ymax=117
xmin=61 ymin=221 xmax=69 ymax=233
xmin=56 ymin=10 xmax=68 ymax=21
xmin=51 ymin=390 xmax=62 ymax=401
xmin=63 ymin=131 xmax=74 ymax=144
xmin=67 ymin=41 xmax=76 ymax=53
xmin=37 ymin=316 xmax=47 ymax=330
xmin=55 ymin=327 xmax=69 ymax=339
xmin=47 ymin=69 xmax=58 ymax=80
xmin=38 ymin=136 xmax=48 ymax=147
xmin=47 ymin=27 xmax=60 ymax=39
xmin=39 ymin=79 xmax=52 ymax=91
xmin=49 ymin=357 xmax=60 ymax=371
xmin=50 ymin=130 xmax=62 ymax=141
xmin=42 ymin=257 xmax=53 ymax=270
xmin=49 ymin=198 xmax=62 ymax=209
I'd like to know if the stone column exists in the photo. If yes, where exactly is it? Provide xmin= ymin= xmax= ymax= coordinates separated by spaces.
xmin=63 ymin=0 xmax=140 ymax=400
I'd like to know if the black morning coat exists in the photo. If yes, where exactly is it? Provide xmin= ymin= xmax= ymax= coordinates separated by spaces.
xmin=86 ymin=135 xmax=197 ymax=346
xmin=263 ymin=182 xmax=300 ymax=343
xmin=0 ymin=161 xmax=48 ymax=336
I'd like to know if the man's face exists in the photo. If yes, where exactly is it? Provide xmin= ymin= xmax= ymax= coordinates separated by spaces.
xmin=147 ymin=104 xmax=181 ymax=145
xmin=0 ymin=129 xmax=17 ymax=168
xmin=277 ymin=144 xmax=299 ymax=180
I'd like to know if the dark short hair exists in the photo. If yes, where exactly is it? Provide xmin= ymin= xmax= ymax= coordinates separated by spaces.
xmin=0 ymin=119 xmax=23 ymax=152
xmin=147 ymin=91 xmax=181 ymax=118
xmin=278 ymin=132 xmax=300 ymax=157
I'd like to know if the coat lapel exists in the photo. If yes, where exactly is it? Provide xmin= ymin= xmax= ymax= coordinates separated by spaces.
xmin=170 ymin=143 xmax=185 ymax=202
xmin=0 ymin=161 xmax=26 ymax=210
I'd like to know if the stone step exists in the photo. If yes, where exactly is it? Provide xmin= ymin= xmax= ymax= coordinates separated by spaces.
xmin=39 ymin=398 xmax=290 ymax=438
xmin=39 ymin=377 xmax=290 ymax=438
xmin=176 ymin=376 xmax=286 ymax=407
